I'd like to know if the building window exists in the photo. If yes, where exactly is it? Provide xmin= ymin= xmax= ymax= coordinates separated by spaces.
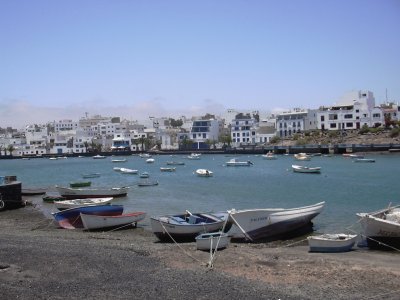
xmin=321 ymin=116 xmax=325 ymax=122
xmin=344 ymin=114 xmax=353 ymax=119
xmin=330 ymin=123 xmax=337 ymax=128
xmin=346 ymin=123 xmax=353 ymax=128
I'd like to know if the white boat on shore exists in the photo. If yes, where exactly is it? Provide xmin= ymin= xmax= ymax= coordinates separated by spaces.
xmin=55 ymin=186 xmax=129 ymax=199
xmin=224 ymin=201 xmax=325 ymax=241
xmin=195 ymin=232 xmax=231 ymax=251
xmin=150 ymin=211 xmax=227 ymax=241
xmin=357 ymin=205 xmax=400 ymax=250
xmin=292 ymin=164 xmax=321 ymax=174
xmin=195 ymin=169 xmax=213 ymax=177
xmin=80 ymin=211 xmax=146 ymax=230
xmin=54 ymin=197 xmax=113 ymax=210
xmin=225 ymin=158 xmax=253 ymax=166
xmin=307 ymin=233 xmax=358 ymax=252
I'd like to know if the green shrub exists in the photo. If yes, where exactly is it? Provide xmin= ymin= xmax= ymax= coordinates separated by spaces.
xmin=270 ymin=136 xmax=280 ymax=144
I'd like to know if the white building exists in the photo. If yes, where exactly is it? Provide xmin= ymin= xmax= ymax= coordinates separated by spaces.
xmin=190 ymin=119 xmax=222 ymax=149
xmin=317 ymin=90 xmax=379 ymax=131
xmin=230 ymin=115 xmax=257 ymax=146
xmin=276 ymin=109 xmax=318 ymax=137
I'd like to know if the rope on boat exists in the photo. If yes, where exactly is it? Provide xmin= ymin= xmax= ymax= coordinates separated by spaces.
xmin=206 ymin=216 xmax=231 ymax=269
xmin=159 ymin=220 xmax=205 ymax=265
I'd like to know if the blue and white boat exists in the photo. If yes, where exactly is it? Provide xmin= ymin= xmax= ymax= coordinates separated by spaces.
xmin=52 ymin=204 xmax=124 ymax=229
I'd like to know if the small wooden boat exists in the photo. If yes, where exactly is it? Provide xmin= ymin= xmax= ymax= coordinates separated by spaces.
xmin=80 ymin=211 xmax=146 ymax=230
xmin=111 ymin=158 xmax=127 ymax=163
xmin=225 ymin=158 xmax=253 ymax=166
xmin=195 ymin=169 xmax=213 ymax=177
xmin=307 ymin=233 xmax=358 ymax=252
xmin=42 ymin=195 xmax=66 ymax=203
xmin=119 ymin=168 xmax=138 ymax=174
xmin=139 ymin=172 xmax=149 ymax=178
xmin=160 ymin=167 xmax=176 ymax=172
xmin=262 ymin=152 xmax=277 ymax=160
xmin=137 ymin=179 xmax=158 ymax=187
xmin=70 ymin=181 xmax=91 ymax=188
xmin=357 ymin=205 xmax=400 ymax=250
xmin=54 ymin=197 xmax=114 ymax=210
xmin=21 ymin=188 xmax=47 ymax=196
xmin=52 ymin=205 xmax=124 ymax=229
xmin=150 ymin=211 xmax=227 ymax=241
xmin=55 ymin=186 xmax=129 ymax=199
xmin=166 ymin=161 xmax=185 ymax=166
xmin=82 ymin=173 xmax=101 ymax=178
xmin=354 ymin=158 xmax=375 ymax=163
xmin=195 ymin=231 xmax=231 ymax=251
xmin=294 ymin=153 xmax=311 ymax=161
xmin=292 ymin=164 xmax=321 ymax=174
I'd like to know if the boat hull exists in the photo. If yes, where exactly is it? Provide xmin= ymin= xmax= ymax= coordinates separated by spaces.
xmin=52 ymin=205 xmax=124 ymax=229
xmin=55 ymin=186 xmax=129 ymax=199
xmin=357 ymin=207 xmax=400 ymax=250
xmin=54 ymin=197 xmax=113 ymax=210
xmin=227 ymin=202 xmax=325 ymax=241
xmin=195 ymin=232 xmax=231 ymax=250
xmin=307 ymin=234 xmax=358 ymax=252
xmin=151 ymin=213 xmax=226 ymax=241
xmin=81 ymin=211 xmax=146 ymax=230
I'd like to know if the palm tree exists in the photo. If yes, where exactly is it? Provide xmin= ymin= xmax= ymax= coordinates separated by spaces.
xmin=7 ymin=145 xmax=15 ymax=157
xmin=83 ymin=141 xmax=89 ymax=153
xmin=138 ymin=137 xmax=146 ymax=151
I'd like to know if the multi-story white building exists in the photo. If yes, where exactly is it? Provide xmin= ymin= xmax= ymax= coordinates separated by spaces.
xmin=190 ymin=119 xmax=222 ymax=149
xmin=276 ymin=109 xmax=318 ymax=137
xmin=230 ymin=115 xmax=257 ymax=146
xmin=317 ymin=90 xmax=379 ymax=131
xmin=53 ymin=120 xmax=79 ymax=132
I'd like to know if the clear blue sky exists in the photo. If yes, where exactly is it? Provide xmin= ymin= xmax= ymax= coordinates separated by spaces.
xmin=1 ymin=0 xmax=399 ymax=128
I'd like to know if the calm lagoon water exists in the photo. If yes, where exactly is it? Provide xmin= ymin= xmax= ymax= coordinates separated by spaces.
xmin=1 ymin=153 xmax=399 ymax=234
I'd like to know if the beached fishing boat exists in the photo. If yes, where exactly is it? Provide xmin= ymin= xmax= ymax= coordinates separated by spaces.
xmin=21 ymin=188 xmax=47 ymax=196
xmin=307 ymin=233 xmax=358 ymax=252
xmin=54 ymin=197 xmax=113 ymax=210
xmin=52 ymin=205 xmax=124 ymax=229
xmin=55 ymin=186 xmax=129 ymax=199
xmin=70 ymin=181 xmax=91 ymax=188
xmin=150 ymin=211 xmax=227 ymax=241
xmin=195 ymin=231 xmax=231 ymax=251
xmin=80 ymin=211 xmax=146 ymax=230
xmin=224 ymin=201 xmax=325 ymax=241
xmin=357 ymin=205 xmax=400 ymax=250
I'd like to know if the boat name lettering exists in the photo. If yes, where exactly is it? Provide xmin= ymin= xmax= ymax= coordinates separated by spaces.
xmin=250 ymin=217 xmax=268 ymax=222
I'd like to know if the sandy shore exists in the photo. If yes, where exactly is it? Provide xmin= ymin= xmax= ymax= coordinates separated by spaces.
xmin=1 ymin=205 xmax=400 ymax=299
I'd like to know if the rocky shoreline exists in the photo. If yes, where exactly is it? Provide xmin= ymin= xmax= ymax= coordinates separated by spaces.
xmin=1 ymin=206 xmax=400 ymax=299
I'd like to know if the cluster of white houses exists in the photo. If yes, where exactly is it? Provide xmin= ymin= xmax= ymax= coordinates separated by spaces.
xmin=0 ymin=90 xmax=399 ymax=156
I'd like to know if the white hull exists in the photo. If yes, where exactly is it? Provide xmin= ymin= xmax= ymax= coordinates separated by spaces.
xmin=227 ymin=201 xmax=325 ymax=240
xmin=292 ymin=164 xmax=321 ymax=173
xmin=81 ymin=211 xmax=146 ymax=230
xmin=307 ymin=234 xmax=358 ymax=252
xmin=195 ymin=232 xmax=231 ymax=250
xmin=54 ymin=197 xmax=113 ymax=210
xmin=56 ymin=186 xmax=129 ymax=199
xmin=357 ymin=206 xmax=400 ymax=249
xmin=150 ymin=213 xmax=226 ymax=240
xmin=195 ymin=169 xmax=213 ymax=177
xmin=225 ymin=158 xmax=253 ymax=166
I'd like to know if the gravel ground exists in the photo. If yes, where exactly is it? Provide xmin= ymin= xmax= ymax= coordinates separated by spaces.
xmin=1 ymin=205 xmax=400 ymax=300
